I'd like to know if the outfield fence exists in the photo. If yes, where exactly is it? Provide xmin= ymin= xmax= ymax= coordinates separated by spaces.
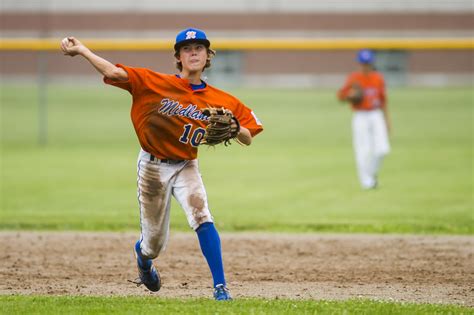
xmin=1 ymin=38 xmax=473 ymax=51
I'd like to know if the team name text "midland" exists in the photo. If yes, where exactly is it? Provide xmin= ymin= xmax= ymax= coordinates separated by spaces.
xmin=158 ymin=98 xmax=209 ymax=121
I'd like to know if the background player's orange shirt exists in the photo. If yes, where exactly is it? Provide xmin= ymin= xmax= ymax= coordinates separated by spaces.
xmin=105 ymin=64 xmax=263 ymax=160
xmin=337 ymin=71 xmax=386 ymax=111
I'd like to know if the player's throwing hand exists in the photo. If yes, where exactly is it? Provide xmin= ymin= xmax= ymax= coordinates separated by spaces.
xmin=60 ymin=37 xmax=88 ymax=57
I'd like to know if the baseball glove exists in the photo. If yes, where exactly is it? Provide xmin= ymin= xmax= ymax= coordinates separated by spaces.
xmin=346 ymin=83 xmax=364 ymax=105
xmin=201 ymin=107 xmax=240 ymax=146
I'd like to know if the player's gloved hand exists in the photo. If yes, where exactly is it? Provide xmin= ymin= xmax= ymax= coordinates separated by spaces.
xmin=200 ymin=107 xmax=240 ymax=146
xmin=346 ymin=83 xmax=364 ymax=105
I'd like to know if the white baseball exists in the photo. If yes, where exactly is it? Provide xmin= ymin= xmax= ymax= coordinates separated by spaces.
xmin=62 ymin=37 xmax=72 ymax=47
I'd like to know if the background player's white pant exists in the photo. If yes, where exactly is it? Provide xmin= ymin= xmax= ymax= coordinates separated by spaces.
xmin=137 ymin=149 xmax=213 ymax=259
xmin=352 ymin=109 xmax=390 ymax=189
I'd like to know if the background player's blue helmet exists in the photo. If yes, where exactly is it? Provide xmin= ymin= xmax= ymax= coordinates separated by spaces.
xmin=357 ymin=49 xmax=375 ymax=64
xmin=174 ymin=28 xmax=211 ymax=52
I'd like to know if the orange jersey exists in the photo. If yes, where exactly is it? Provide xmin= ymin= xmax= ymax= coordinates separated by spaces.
xmin=337 ymin=71 xmax=386 ymax=111
xmin=104 ymin=64 xmax=263 ymax=160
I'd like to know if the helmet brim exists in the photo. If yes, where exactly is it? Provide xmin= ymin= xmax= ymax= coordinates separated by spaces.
xmin=174 ymin=39 xmax=211 ymax=52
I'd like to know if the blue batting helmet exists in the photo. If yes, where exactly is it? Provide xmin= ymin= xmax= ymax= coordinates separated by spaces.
xmin=357 ymin=49 xmax=375 ymax=64
xmin=174 ymin=28 xmax=211 ymax=51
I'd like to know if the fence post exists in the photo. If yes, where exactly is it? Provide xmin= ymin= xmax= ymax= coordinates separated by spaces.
xmin=37 ymin=51 xmax=48 ymax=146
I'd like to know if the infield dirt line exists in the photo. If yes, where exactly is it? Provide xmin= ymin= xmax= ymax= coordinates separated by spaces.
xmin=0 ymin=232 xmax=472 ymax=306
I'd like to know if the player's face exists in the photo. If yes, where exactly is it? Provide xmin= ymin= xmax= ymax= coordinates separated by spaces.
xmin=178 ymin=43 xmax=208 ymax=73
xmin=360 ymin=63 xmax=373 ymax=73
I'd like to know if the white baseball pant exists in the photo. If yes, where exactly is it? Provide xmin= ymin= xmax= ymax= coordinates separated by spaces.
xmin=352 ymin=109 xmax=390 ymax=189
xmin=136 ymin=149 xmax=213 ymax=259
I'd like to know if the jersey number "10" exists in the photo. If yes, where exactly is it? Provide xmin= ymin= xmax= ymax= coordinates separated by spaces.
xmin=179 ymin=124 xmax=206 ymax=147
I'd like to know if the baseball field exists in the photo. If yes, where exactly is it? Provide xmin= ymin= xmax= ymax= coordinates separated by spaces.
xmin=1 ymin=85 xmax=473 ymax=314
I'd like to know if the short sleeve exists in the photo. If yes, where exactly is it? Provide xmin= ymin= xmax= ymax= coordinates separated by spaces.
xmin=103 ymin=64 xmax=146 ymax=94
xmin=337 ymin=73 xmax=356 ymax=100
xmin=233 ymin=101 xmax=264 ymax=137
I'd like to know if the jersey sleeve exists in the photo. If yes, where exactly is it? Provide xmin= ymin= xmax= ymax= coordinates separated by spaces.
xmin=103 ymin=64 xmax=147 ymax=95
xmin=232 ymin=101 xmax=264 ymax=137
xmin=337 ymin=73 xmax=356 ymax=101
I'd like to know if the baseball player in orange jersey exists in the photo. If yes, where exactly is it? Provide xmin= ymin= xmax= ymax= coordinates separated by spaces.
xmin=338 ymin=49 xmax=391 ymax=189
xmin=61 ymin=28 xmax=263 ymax=300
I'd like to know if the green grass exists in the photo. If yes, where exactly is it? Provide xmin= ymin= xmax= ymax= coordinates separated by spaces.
xmin=1 ymin=85 xmax=472 ymax=234
xmin=1 ymin=296 xmax=472 ymax=315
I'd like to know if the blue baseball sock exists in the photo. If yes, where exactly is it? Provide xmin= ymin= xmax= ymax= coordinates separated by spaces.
xmin=196 ymin=222 xmax=226 ymax=288
xmin=135 ymin=240 xmax=152 ymax=269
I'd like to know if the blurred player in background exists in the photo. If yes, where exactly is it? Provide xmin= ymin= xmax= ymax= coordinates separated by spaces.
xmin=337 ymin=49 xmax=391 ymax=189
xmin=61 ymin=28 xmax=263 ymax=300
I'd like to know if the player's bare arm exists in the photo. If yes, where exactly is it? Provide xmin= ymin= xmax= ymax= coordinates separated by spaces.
xmin=61 ymin=37 xmax=128 ymax=81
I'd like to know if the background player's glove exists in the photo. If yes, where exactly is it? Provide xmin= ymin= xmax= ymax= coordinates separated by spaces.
xmin=201 ymin=107 xmax=240 ymax=146
xmin=346 ymin=83 xmax=364 ymax=105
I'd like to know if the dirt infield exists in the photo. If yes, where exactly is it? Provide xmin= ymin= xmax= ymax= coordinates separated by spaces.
xmin=1 ymin=232 xmax=472 ymax=306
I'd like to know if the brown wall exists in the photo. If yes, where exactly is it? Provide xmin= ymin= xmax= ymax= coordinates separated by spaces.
xmin=409 ymin=51 xmax=474 ymax=72
xmin=245 ymin=51 xmax=356 ymax=74
xmin=2 ymin=12 xmax=472 ymax=32
xmin=0 ymin=51 xmax=176 ymax=75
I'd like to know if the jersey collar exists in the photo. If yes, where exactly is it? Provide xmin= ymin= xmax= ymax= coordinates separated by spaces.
xmin=174 ymin=74 xmax=208 ymax=92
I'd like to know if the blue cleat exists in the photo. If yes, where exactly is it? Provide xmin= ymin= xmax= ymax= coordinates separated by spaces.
xmin=213 ymin=284 xmax=232 ymax=301
xmin=130 ymin=240 xmax=161 ymax=292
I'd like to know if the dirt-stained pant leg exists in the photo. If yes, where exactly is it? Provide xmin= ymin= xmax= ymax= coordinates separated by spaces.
xmin=172 ymin=160 xmax=213 ymax=231
xmin=137 ymin=152 xmax=174 ymax=259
